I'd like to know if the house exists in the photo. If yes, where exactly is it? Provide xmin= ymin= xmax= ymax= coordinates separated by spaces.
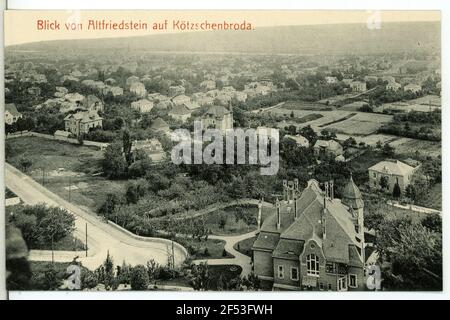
xmin=64 ymin=110 xmax=103 ymax=136
xmin=131 ymin=99 xmax=154 ymax=113
xmin=103 ymin=86 xmax=124 ymax=97
xmin=284 ymin=135 xmax=310 ymax=148
xmin=201 ymin=105 xmax=233 ymax=133
xmin=350 ymin=81 xmax=367 ymax=92
xmin=64 ymin=93 xmax=84 ymax=104
xmin=169 ymin=85 xmax=185 ymax=97
xmin=84 ymin=95 xmax=104 ymax=112
xmin=168 ymin=105 xmax=192 ymax=123
xmin=368 ymin=159 xmax=418 ymax=192
xmin=252 ymin=177 xmax=366 ymax=291
xmin=386 ymin=82 xmax=401 ymax=91
xmin=131 ymin=138 xmax=166 ymax=162
xmin=149 ymin=117 xmax=170 ymax=135
xmin=130 ymin=82 xmax=147 ymax=97
xmin=404 ymin=84 xmax=422 ymax=93
xmin=200 ymin=80 xmax=216 ymax=91
xmin=313 ymin=140 xmax=343 ymax=158
xmin=5 ymin=103 xmax=22 ymax=125
xmin=126 ymin=75 xmax=140 ymax=87
xmin=172 ymin=94 xmax=191 ymax=106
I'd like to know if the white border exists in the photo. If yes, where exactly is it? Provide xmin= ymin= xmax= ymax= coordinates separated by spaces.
xmin=1 ymin=0 xmax=449 ymax=300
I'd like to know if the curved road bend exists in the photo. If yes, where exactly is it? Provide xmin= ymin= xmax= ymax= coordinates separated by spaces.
xmin=5 ymin=163 xmax=187 ymax=271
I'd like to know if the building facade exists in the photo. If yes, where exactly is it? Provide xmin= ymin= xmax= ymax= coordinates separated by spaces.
xmin=201 ymin=105 xmax=234 ymax=133
xmin=252 ymin=177 xmax=366 ymax=291
xmin=368 ymin=159 xmax=418 ymax=191
xmin=64 ymin=110 xmax=103 ymax=136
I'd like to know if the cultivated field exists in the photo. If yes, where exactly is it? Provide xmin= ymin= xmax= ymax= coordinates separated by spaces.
xmin=5 ymin=136 xmax=126 ymax=212
xmin=320 ymin=113 xmax=393 ymax=135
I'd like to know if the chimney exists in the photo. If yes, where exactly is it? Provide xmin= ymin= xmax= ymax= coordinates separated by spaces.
xmin=276 ymin=198 xmax=281 ymax=230
xmin=294 ymin=194 xmax=298 ymax=219
xmin=330 ymin=180 xmax=334 ymax=200
xmin=322 ymin=197 xmax=327 ymax=240
xmin=257 ymin=199 xmax=263 ymax=229
xmin=294 ymin=178 xmax=299 ymax=191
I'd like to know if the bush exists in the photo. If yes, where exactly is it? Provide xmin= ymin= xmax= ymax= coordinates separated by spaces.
xmin=130 ymin=265 xmax=149 ymax=290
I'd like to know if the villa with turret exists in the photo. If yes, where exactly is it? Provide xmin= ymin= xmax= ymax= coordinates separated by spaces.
xmin=252 ymin=176 xmax=366 ymax=291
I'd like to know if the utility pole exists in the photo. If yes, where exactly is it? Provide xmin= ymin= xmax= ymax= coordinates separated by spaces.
xmin=85 ymin=223 xmax=88 ymax=257
xmin=42 ymin=168 xmax=45 ymax=185
xmin=51 ymin=233 xmax=54 ymax=265
xmin=68 ymin=175 xmax=71 ymax=202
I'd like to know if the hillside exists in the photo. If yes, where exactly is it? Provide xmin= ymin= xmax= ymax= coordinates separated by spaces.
xmin=7 ymin=21 xmax=440 ymax=55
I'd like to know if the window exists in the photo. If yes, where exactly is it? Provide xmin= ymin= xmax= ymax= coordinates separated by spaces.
xmin=349 ymin=274 xmax=358 ymax=288
xmin=291 ymin=267 xmax=299 ymax=281
xmin=277 ymin=265 xmax=284 ymax=279
xmin=306 ymin=254 xmax=320 ymax=276
xmin=328 ymin=284 xmax=332 ymax=291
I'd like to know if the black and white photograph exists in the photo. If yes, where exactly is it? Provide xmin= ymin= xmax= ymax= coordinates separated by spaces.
xmin=1 ymin=5 xmax=444 ymax=298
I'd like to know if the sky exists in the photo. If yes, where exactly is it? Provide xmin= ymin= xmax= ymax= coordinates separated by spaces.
xmin=4 ymin=10 xmax=441 ymax=46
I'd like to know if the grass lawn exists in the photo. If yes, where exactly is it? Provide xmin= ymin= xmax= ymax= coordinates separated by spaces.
xmin=234 ymin=236 xmax=256 ymax=258
xmin=175 ymin=237 xmax=233 ymax=259
xmin=6 ymin=136 xmax=126 ymax=212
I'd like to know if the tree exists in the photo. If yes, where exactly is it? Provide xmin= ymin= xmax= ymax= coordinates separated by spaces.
xmin=98 ymin=192 xmax=125 ymax=219
xmin=381 ymin=222 xmax=442 ymax=291
xmin=405 ymin=184 xmax=416 ymax=201
xmin=382 ymin=143 xmax=395 ymax=157
xmin=125 ymin=179 xmax=149 ymax=204
xmin=122 ymin=129 xmax=133 ymax=165
xmin=320 ymin=129 xmax=337 ymax=141
xmin=10 ymin=204 xmax=75 ymax=248
xmin=81 ymin=269 xmax=99 ymax=289
xmin=101 ymin=252 xmax=116 ymax=290
xmin=392 ymin=183 xmax=401 ymax=199
xmin=102 ymin=142 xmax=127 ymax=179
xmin=379 ymin=176 xmax=389 ymax=191
xmin=299 ymin=125 xmax=317 ymax=145
xmin=130 ymin=265 xmax=149 ymax=290
xmin=188 ymin=262 xmax=211 ymax=291
xmin=421 ymin=213 xmax=442 ymax=233
xmin=19 ymin=157 xmax=32 ymax=173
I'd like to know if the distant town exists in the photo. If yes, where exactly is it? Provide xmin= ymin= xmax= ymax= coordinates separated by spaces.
xmin=4 ymin=20 xmax=442 ymax=292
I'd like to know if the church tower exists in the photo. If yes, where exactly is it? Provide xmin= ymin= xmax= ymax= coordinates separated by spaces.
xmin=341 ymin=173 xmax=365 ymax=264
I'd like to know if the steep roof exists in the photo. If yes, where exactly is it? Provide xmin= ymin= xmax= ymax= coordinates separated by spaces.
xmin=368 ymin=160 xmax=415 ymax=176
xmin=5 ymin=103 xmax=21 ymax=116
xmin=204 ymin=105 xmax=231 ymax=118
xmin=253 ymin=179 xmax=363 ymax=265
xmin=150 ymin=117 xmax=169 ymax=130
xmin=170 ymin=105 xmax=191 ymax=115
xmin=64 ymin=110 xmax=102 ymax=123
xmin=341 ymin=174 xmax=364 ymax=209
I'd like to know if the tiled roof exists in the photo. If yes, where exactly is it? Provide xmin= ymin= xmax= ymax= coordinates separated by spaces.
xmin=205 ymin=105 xmax=231 ymax=117
xmin=253 ymin=179 xmax=363 ymax=265
xmin=368 ymin=160 xmax=415 ymax=176
xmin=5 ymin=103 xmax=21 ymax=116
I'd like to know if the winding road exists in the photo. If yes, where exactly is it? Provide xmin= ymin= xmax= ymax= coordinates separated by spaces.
xmin=5 ymin=163 xmax=188 ymax=270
